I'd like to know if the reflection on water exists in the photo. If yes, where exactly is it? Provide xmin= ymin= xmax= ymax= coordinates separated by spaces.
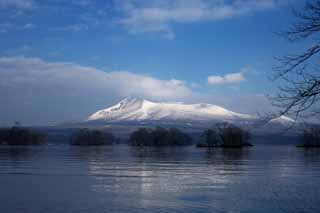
xmin=0 ymin=145 xmax=320 ymax=213
xmin=301 ymin=148 xmax=320 ymax=164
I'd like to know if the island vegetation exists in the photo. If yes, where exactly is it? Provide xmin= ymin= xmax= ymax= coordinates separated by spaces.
xmin=0 ymin=126 xmax=46 ymax=145
xmin=129 ymin=127 xmax=192 ymax=146
xmin=197 ymin=123 xmax=252 ymax=148
xmin=297 ymin=126 xmax=320 ymax=148
xmin=70 ymin=129 xmax=115 ymax=146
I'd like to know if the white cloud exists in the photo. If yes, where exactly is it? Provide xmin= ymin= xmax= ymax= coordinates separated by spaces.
xmin=208 ymin=72 xmax=245 ymax=85
xmin=0 ymin=22 xmax=36 ymax=34
xmin=0 ymin=0 xmax=35 ymax=10
xmin=49 ymin=13 xmax=103 ymax=32
xmin=207 ymin=76 xmax=224 ymax=85
xmin=0 ymin=56 xmax=193 ymax=125
xmin=50 ymin=24 xmax=89 ymax=32
xmin=22 ymin=23 xmax=36 ymax=30
xmin=169 ymin=79 xmax=185 ymax=86
xmin=115 ymin=0 xmax=285 ymax=38
xmin=72 ymin=0 xmax=93 ymax=6
xmin=15 ymin=44 xmax=32 ymax=53
xmin=0 ymin=22 xmax=13 ymax=33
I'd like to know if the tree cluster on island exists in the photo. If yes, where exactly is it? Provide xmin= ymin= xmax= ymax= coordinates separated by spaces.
xmin=297 ymin=125 xmax=320 ymax=147
xmin=70 ymin=129 xmax=115 ymax=146
xmin=0 ymin=126 xmax=46 ymax=145
xmin=129 ymin=127 xmax=193 ymax=146
xmin=196 ymin=123 xmax=252 ymax=148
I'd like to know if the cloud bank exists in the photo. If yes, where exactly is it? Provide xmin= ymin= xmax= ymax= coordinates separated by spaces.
xmin=0 ymin=56 xmax=274 ymax=125
xmin=0 ymin=56 xmax=193 ymax=125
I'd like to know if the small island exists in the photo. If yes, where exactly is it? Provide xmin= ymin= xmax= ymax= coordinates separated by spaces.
xmin=129 ymin=127 xmax=192 ymax=146
xmin=297 ymin=126 xmax=320 ymax=148
xmin=197 ymin=123 xmax=252 ymax=148
xmin=70 ymin=129 xmax=115 ymax=146
xmin=0 ymin=126 xmax=46 ymax=145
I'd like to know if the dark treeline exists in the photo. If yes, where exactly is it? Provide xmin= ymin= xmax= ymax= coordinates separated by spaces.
xmin=0 ymin=127 xmax=46 ymax=145
xmin=70 ymin=129 xmax=115 ymax=146
xmin=2 ymin=123 xmax=320 ymax=148
xmin=298 ymin=125 xmax=320 ymax=147
xmin=197 ymin=123 xmax=252 ymax=148
xmin=129 ymin=127 xmax=193 ymax=146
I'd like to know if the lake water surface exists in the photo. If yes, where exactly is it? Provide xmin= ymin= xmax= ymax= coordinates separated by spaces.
xmin=0 ymin=144 xmax=320 ymax=213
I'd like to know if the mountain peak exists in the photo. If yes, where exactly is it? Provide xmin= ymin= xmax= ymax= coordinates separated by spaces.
xmin=269 ymin=115 xmax=296 ymax=124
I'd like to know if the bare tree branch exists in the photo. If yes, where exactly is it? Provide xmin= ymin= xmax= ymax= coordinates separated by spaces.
xmin=272 ymin=0 xmax=320 ymax=120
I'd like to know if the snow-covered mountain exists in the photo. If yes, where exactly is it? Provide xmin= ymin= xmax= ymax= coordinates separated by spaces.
xmin=87 ymin=98 xmax=254 ymax=123
xmin=61 ymin=98 xmax=298 ymax=136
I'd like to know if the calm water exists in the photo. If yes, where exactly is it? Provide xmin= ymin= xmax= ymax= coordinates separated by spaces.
xmin=0 ymin=144 xmax=320 ymax=213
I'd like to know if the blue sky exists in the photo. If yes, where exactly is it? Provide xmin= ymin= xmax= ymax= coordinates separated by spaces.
xmin=0 ymin=0 xmax=307 ymax=125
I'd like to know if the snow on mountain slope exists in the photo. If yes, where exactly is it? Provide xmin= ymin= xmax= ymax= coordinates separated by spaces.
xmin=269 ymin=115 xmax=295 ymax=125
xmin=87 ymin=98 xmax=253 ymax=122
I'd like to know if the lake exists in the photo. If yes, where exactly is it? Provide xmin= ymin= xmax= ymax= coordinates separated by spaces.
xmin=0 ymin=144 xmax=320 ymax=213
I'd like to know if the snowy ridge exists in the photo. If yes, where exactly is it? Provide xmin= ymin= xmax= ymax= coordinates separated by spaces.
xmin=87 ymin=98 xmax=253 ymax=122
xmin=269 ymin=115 xmax=295 ymax=124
